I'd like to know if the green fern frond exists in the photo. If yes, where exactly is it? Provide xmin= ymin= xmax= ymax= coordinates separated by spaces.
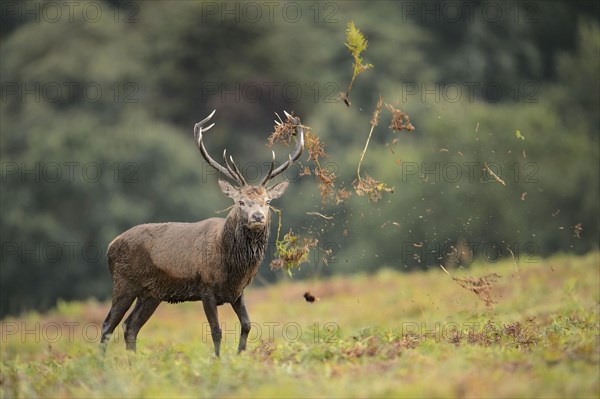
xmin=343 ymin=21 xmax=373 ymax=105
xmin=345 ymin=21 xmax=369 ymax=55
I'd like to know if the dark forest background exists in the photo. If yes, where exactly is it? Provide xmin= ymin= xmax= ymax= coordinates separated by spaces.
xmin=1 ymin=0 xmax=598 ymax=317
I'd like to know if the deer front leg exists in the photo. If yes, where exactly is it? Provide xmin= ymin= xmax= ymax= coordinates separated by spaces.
xmin=202 ymin=295 xmax=221 ymax=357
xmin=231 ymin=294 xmax=251 ymax=353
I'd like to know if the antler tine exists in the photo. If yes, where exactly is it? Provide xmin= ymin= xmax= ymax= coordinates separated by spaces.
xmin=274 ymin=112 xmax=284 ymax=124
xmin=197 ymin=109 xmax=216 ymax=126
xmin=194 ymin=110 xmax=239 ymax=183
xmin=199 ymin=123 xmax=215 ymax=133
xmin=262 ymin=112 xmax=304 ymax=183
xmin=228 ymin=154 xmax=247 ymax=186
xmin=223 ymin=150 xmax=246 ymax=186
xmin=222 ymin=149 xmax=236 ymax=177
xmin=260 ymin=150 xmax=276 ymax=186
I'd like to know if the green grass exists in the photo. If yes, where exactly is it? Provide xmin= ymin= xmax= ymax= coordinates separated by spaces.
xmin=1 ymin=252 xmax=599 ymax=398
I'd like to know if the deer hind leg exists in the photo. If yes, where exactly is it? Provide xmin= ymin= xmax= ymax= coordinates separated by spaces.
xmin=231 ymin=294 xmax=251 ymax=353
xmin=100 ymin=278 xmax=137 ymax=352
xmin=123 ymin=296 xmax=161 ymax=352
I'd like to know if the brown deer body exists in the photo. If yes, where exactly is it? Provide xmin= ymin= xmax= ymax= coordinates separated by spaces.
xmin=99 ymin=111 xmax=304 ymax=356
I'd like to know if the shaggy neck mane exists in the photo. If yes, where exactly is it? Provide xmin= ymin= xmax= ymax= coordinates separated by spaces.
xmin=222 ymin=208 xmax=270 ymax=275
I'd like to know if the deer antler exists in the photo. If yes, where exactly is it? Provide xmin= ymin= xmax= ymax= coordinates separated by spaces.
xmin=223 ymin=149 xmax=247 ymax=186
xmin=194 ymin=110 xmax=246 ymax=186
xmin=260 ymin=111 xmax=304 ymax=186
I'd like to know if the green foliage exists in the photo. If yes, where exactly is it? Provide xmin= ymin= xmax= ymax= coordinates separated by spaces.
xmin=273 ymin=231 xmax=313 ymax=276
xmin=345 ymin=21 xmax=374 ymax=78
xmin=342 ymin=21 xmax=374 ymax=104
xmin=270 ymin=207 xmax=318 ymax=276
xmin=0 ymin=1 xmax=598 ymax=316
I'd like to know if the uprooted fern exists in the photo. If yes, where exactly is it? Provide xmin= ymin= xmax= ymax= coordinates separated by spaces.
xmin=269 ymin=206 xmax=318 ymax=277
xmin=267 ymin=112 xmax=348 ymax=205
xmin=354 ymin=97 xmax=415 ymax=203
xmin=341 ymin=21 xmax=373 ymax=106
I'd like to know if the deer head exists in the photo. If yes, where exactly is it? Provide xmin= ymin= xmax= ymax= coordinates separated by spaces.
xmin=193 ymin=110 xmax=304 ymax=230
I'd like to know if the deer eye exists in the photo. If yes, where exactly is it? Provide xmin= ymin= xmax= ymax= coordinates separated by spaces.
xmin=238 ymin=200 xmax=245 ymax=206
xmin=265 ymin=199 xmax=271 ymax=205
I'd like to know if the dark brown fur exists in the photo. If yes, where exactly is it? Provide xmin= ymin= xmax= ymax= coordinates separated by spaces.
xmin=100 ymin=182 xmax=287 ymax=356
xmin=100 ymin=109 xmax=303 ymax=356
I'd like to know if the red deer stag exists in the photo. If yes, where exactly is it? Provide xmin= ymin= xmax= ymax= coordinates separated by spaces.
xmin=100 ymin=110 xmax=304 ymax=356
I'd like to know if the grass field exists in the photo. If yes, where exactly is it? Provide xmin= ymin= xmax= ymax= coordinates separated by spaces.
xmin=1 ymin=252 xmax=599 ymax=398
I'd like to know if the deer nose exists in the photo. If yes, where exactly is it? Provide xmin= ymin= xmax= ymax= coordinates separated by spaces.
xmin=251 ymin=212 xmax=265 ymax=223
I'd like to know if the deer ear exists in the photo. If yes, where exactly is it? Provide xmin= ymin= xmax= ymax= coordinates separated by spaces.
xmin=218 ymin=179 xmax=238 ymax=198
xmin=268 ymin=181 xmax=289 ymax=200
